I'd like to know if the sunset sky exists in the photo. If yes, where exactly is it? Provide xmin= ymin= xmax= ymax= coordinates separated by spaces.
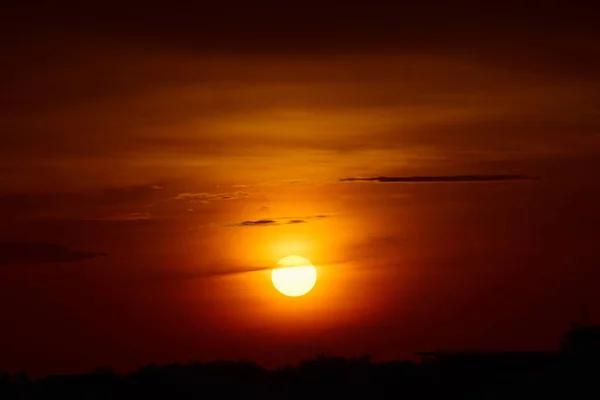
xmin=1 ymin=2 xmax=599 ymax=376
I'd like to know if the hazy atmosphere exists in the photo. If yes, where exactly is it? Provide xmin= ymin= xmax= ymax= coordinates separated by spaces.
xmin=1 ymin=1 xmax=599 ymax=377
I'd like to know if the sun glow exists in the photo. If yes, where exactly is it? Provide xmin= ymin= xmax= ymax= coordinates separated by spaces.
xmin=271 ymin=255 xmax=317 ymax=297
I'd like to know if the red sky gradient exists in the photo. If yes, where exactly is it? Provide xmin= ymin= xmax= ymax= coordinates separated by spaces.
xmin=1 ymin=1 xmax=599 ymax=377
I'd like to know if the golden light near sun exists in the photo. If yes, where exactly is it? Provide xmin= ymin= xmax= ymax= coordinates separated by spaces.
xmin=271 ymin=255 xmax=317 ymax=297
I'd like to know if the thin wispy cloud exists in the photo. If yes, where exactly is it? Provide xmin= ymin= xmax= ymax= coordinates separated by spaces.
xmin=173 ymin=191 xmax=249 ymax=203
xmin=81 ymin=212 xmax=153 ymax=221
xmin=340 ymin=175 xmax=539 ymax=183
xmin=149 ymin=264 xmax=275 ymax=282
xmin=0 ymin=184 xmax=167 ymax=220
xmin=0 ymin=242 xmax=106 ymax=267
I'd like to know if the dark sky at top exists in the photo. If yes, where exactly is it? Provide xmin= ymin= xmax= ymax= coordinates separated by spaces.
xmin=3 ymin=2 xmax=599 ymax=111
xmin=4 ymin=2 xmax=599 ymax=51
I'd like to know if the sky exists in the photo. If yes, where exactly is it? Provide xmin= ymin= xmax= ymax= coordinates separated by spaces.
xmin=1 ymin=1 xmax=600 ymax=376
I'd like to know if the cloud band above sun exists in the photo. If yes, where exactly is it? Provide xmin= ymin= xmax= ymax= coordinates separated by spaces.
xmin=340 ymin=175 xmax=539 ymax=183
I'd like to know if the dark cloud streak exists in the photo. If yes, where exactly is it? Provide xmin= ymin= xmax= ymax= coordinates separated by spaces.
xmin=0 ymin=242 xmax=106 ymax=267
xmin=80 ymin=212 xmax=153 ymax=221
xmin=340 ymin=175 xmax=539 ymax=183
xmin=235 ymin=219 xmax=277 ymax=227
xmin=231 ymin=215 xmax=329 ymax=227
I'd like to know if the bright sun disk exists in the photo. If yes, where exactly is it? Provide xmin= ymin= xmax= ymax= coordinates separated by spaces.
xmin=271 ymin=255 xmax=317 ymax=297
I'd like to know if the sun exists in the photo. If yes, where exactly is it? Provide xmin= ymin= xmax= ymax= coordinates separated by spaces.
xmin=271 ymin=255 xmax=317 ymax=297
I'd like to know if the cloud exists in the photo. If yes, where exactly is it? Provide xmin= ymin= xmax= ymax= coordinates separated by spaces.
xmin=0 ymin=184 xmax=166 ymax=221
xmin=155 ymin=264 xmax=274 ymax=281
xmin=235 ymin=219 xmax=277 ymax=227
xmin=0 ymin=242 xmax=106 ymax=267
xmin=339 ymin=175 xmax=539 ymax=183
xmin=286 ymin=219 xmax=307 ymax=224
xmin=277 ymin=214 xmax=329 ymax=221
xmin=81 ymin=212 xmax=153 ymax=221
xmin=173 ymin=191 xmax=249 ymax=203
xmin=230 ymin=214 xmax=328 ymax=227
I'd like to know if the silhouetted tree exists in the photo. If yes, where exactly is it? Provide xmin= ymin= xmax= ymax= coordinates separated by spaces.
xmin=562 ymin=325 xmax=600 ymax=354
xmin=3 ymin=326 xmax=600 ymax=399
xmin=92 ymin=366 xmax=116 ymax=375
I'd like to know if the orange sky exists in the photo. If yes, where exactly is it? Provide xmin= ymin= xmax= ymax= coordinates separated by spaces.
xmin=1 ymin=1 xmax=599 ymax=376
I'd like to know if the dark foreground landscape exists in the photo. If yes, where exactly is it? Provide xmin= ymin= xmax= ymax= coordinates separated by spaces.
xmin=2 ymin=325 xmax=599 ymax=399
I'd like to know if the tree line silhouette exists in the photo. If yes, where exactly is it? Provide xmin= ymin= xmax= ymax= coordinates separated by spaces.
xmin=1 ymin=325 xmax=599 ymax=399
